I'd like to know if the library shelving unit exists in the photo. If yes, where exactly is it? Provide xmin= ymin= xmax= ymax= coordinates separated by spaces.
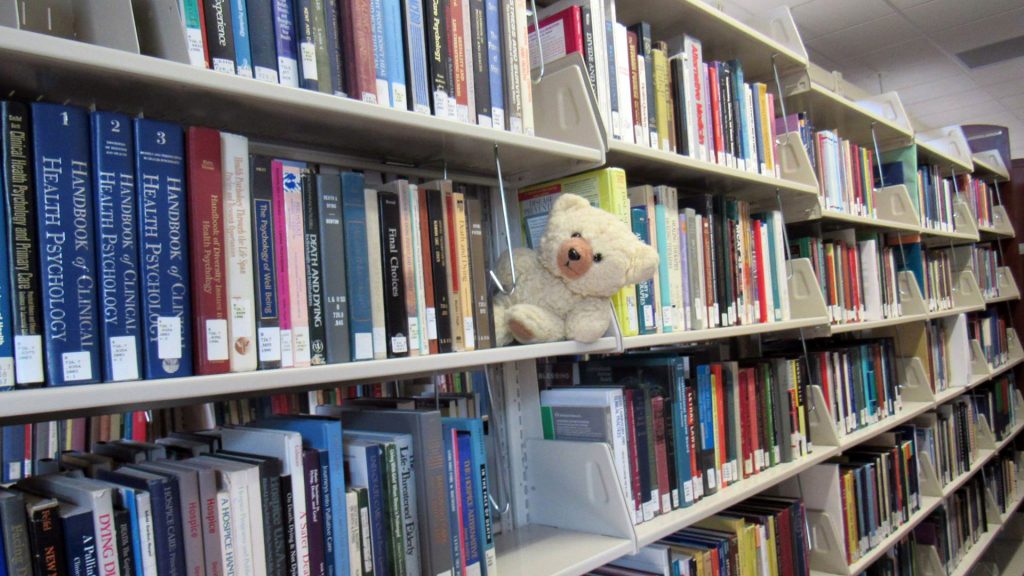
xmin=972 ymin=149 xmax=1015 ymax=240
xmin=917 ymin=126 xmax=981 ymax=247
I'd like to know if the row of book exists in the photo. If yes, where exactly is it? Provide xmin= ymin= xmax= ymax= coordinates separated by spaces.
xmin=926 ymin=315 xmax=972 ymax=394
xmin=974 ymin=375 xmax=1020 ymax=444
xmin=984 ymin=447 xmax=1024 ymax=520
xmin=917 ymin=472 xmax=992 ymax=574
xmin=963 ymin=243 xmax=1002 ymax=300
xmin=806 ymin=126 xmax=878 ymax=218
xmin=807 ymin=337 xmax=902 ymax=438
xmin=957 ymin=174 xmax=998 ymax=230
xmin=970 ymin=308 xmax=1012 ymax=369
xmin=921 ymin=246 xmax=956 ymax=314
xmin=179 ymin=0 xmax=536 ymax=134
xmin=529 ymin=4 xmax=785 ymax=179
xmin=538 ymin=351 xmax=812 ymax=525
xmin=0 ymin=399 xmax=498 ymax=576
xmin=915 ymin=400 xmax=981 ymax=488
xmin=0 ymin=99 xmax=497 ymax=388
xmin=587 ymin=495 xmax=810 ymax=576
xmin=915 ymin=163 xmax=957 ymax=233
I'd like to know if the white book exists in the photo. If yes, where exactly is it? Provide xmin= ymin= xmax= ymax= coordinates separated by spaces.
xmin=345 ymin=490 xmax=363 ymax=576
xmin=681 ymin=35 xmax=705 ymax=162
xmin=636 ymin=53 xmax=649 ymax=147
xmin=772 ymin=212 xmax=790 ymax=322
xmin=214 ymin=488 xmax=236 ymax=576
xmin=164 ymin=461 xmax=223 ymax=576
xmin=408 ymin=185 xmax=430 ymax=355
xmin=189 ymin=457 xmax=256 ymax=576
xmin=759 ymin=220 xmax=775 ymax=324
xmin=613 ymin=23 xmax=633 ymax=144
xmin=220 ymin=427 xmax=310 ymax=576
xmin=663 ymin=187 xmax=684 ymax=331
xmin=858 ymin=238 xmax=883 ymax=321
xmin=364 ymin=188 xmax=388 ymax=359
xmin=221 ymin=133 xmax=258 ymax=372
xmin=134 ymin=491 xmax=159 ymax=576
xmin=539 ymin=387 xmax=635 ymax=524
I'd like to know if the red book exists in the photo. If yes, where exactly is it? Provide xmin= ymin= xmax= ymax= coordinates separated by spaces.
xmin=738 ymin=368 xmax=751 ymax=479
xmin=754 ymin=219 xmax=768 ymax=324
xmin=528 ymin=6 xmax=585 ymax=60
xmin=626 ymin=31 xmax=641 ymax=140
xmin=448 ymin=0 xmax=469 ymax=122
xmin=186 ymin=127 xmax=230 ymax=375
xmin=651 ymin=396 xmax=671 ymax=514
xmin=711 ymin=363 xmax=727 ymax=488
xmin=708 ymin=64 xmax=724 ymax=164
xmin=776 ymin=504 xmax=794 ymax=572
xmin=416 ymin=187 xmax=439 ymax=355
xmin=131 ymin=411 xmax=148 ymax=442
xmin=443 ymin=189 xmax=464 ymax=351
xmin=624 ymin=389 xmax=642 ymax=520
xmin=343 ymin=0 xmax=378 ymax=103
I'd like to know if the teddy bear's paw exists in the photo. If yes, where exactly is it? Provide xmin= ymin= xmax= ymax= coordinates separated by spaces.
xmin=506 ymin=304 xmax=564 ymax=344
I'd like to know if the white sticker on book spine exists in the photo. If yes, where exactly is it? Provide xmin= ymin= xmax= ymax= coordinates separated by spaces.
xmin=231 ymin=297 xmax=254 ymax=337
xmin=212 ymin=58 xmax=235 ymax=75
xmin=462 ymin=318 xmax=475 ymax=348
xmin=236 ymin=64 xmax=254 ymax=79
xmin=280 ymin=329 xmax=294 ymax=367
xmin=206 ymin=319 xmax=229 ymax=361
xmin=0 ymin=357 xmax=12 ymax=389
xmin=377 ymin=80 xmax=391 ymax=106
xmin=407 ymin=318 xmax=421 ymax=351
xmin=300 ymin=43 xmax=318 ymax=81
xmin=390 ymin=334 xmax=408 ymax=355
xmin=258 ymin=327 xmax=281 ymax=361
xmin=185 ymin=31 xmax=206 ymax=68
xmin=354 ymin=333 xmax=373 ymax=361
xmin=392 ymin=83 xmax=407 ymax=110
xmin=293 ymin=327 xmax=311 ymax=364
xmin=255 ymin=66 xmax=279 ymax=84
xmin=278 ymin=57 xmax=298 ymax=87
xmin=62 ymin=351 xmax=93 ymax=382
xmin=14 ymin=335 xmax=43 ymax=383
xmin=157 ymin=316 xmax=183 ymax=359
xmin=109 ymin=336 xmax=139 ymax=382
xmin=372 ymin=327 xmax=386 ymax=357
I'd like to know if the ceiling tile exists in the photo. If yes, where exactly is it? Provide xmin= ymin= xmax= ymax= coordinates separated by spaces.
xmin=966 ymin=59 xmax=1024 ymax=86
xmin=999 ymin=93 xmax=1024 ymax=110
xmin=897 ymin=73 xmax=978 ymax=104
xmin=931 ymin=7 xmax=1024 ymax=53
xmin=901 ymin=0 xmax=1022 ymax=32
xmin=790 ymin=0 xmax=894 ymax=39
xmin=984 ymin=76 xmax=1024 ymax=99
xmin=805 ymin=14 xmax=920 ymax=62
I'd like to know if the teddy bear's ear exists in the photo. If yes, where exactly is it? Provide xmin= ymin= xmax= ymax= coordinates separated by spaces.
xmin=551 ymin=193 xmax=591 ymax=215
xmin=625 ymin=242 xmax=660 ymax=285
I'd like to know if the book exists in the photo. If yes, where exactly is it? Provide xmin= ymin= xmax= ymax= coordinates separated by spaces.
xmin=32 ymin=102 xmax=101 ymax=386
xmin=301 ymin=172 xmax=327 ymax=365
xmin=384 ymin=179 xmax=421 ymax=357
xmin=0 ymin=489 xmax=32 ymax=576
xmin=272 ymin=0 xmax=300 ymax=87
xmin=186 ymin=126 xmax=230 ymax=375
xmin=465 ymin=194 xmax=492 ymax=349
xmin=425 ymin=0 xmax=451 ymax=117
xmin=377 ymin=190 xmax=410 ymax=357
xmin=229 ymin=0 xmax=254 ymax=77
xmin=1 ymin=101 xmax=44 ymax=387
xmin=339 ymin=172 xmax=374 ymax=361
xmin=421 ymin=181 xmax=453 ymax=353
xmin=135 ymin=118 xmax=192 ymax=379
xmin=203 ymin=0 xmax=237 ymax=74
xmin=90 ymin=110 xmax=142 ymax=383
xmin=402 ymin=0 xmax=432 ymax=114
xmin=384 ymin=0 xmax=408 ymax=110
xmin=250 ymin=155 xmax=282 ymax=369
xmin=484 ymin=0 xmax=505 ymax=129
xmin=342 ymin=438 xmax=387 ymax=576
xmin=246 ymin=0 xmax=280 ymax=82
xmin=220 ymin=134 xmax=258 ymax=372
xmin=315 ymin=173 xmax=350 ymax=364
xmin=271 ymin=159 xmax=311 ymax=367
xmin=364 ymin=187 xmax=387 ymax=359
xmin=296 ymin=0 xmax=320 ymax=91
xmin=179 ymin=0 xmax=209 ymax=68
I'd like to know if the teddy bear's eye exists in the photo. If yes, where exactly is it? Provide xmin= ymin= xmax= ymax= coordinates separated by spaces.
xmin=571 ymin=232 xmax=582 ymax=238
xmin=593 ymin=253 xmax=603 ymax=262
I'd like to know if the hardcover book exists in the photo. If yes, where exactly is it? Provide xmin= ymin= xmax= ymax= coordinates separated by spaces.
xmin=32 ymin=102 xmax=101 ymax=386
xmin=302 ymin=172 xmax=327 ymax=365
xmin=315 ymin=173 xmax=349 ymax=363
xmin=135 ymin=118 xmax=192 ymax=380
xmin=250 ymin=155 xmax=282 ymax=369
xmin=342 ymin=0 xmax=378 ymax=103
xmin=90 ymin=111 xmax=142 ymax=383
xmin=272 ymin=0 xmax=300 ymax=87
xmin=339 ymin=172 xmax=374 ymax=360
xmin=484 ymin=0 xmax=505 ymax=129
xmin=424 ymin=0 xmax=451 ymax=117
xmin=364 ymin=187 xmax=387 ymax=359
xmin=272 ymin=159 xmax=311 ymax=367
xmin=229 ymin=0 xmax=254 ymax=77
xmin=246 ymin=0 xmax=280 ymax=82
xmin=202 ymin=0 xmax=237 ymax=74
xmin=377 ymin=190 xmax=410 ymax=357
xmin=384 ymin=0 xmax=408 ymax=110
xmin=402 ymin=0 xmax=432 ymax=114
xmin=221 ymin=134 xmax=258 ymax=372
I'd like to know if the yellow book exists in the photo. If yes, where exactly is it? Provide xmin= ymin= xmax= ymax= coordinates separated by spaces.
xmin=453 ymin=191 xmax=476 ymax=351
xmin=518 ymin=168 xmax=637 ymax=337
xmin=845 ymin=471 xmax=858 ymax=562
xmin=758 ymin=83 xmax=774 ymax=175
xmin=695 ymin=515 xmax=755 ymax=576
xmin=652 ymin=47 xmax=671 ymax=152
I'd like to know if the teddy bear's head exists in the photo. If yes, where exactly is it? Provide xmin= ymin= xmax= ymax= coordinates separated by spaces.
xmin=537 ymin=193 xmax=659 ymax=298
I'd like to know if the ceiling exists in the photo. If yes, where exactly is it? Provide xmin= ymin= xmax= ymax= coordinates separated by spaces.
xmin=707 ymin=0 xmax=1024 ymax=159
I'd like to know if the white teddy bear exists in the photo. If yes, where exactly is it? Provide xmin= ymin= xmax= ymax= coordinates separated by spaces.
xmin=493 ymin=193 xmax=660 ymax=345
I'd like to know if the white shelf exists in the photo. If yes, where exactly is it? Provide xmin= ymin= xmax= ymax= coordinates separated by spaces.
xmin=979 ymin=205 xmax=1016 ymax=239
xmin=916 ymin=127 xmax=974 ymax=176
xmin=494 ymin=524 xmax=635 ymax=576
xmin=985 ymin=267 xmax=1022 ymax=304
xmin=785 ymin=187 xmax=923 ymax=233
xmin=0 ymin=27 xmax=603 ymax=186
xmin=973 ymin=150 xmax=1010 ymax=183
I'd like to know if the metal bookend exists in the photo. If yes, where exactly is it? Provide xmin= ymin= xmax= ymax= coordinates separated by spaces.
xmin=787 ymin=258 xmax=829 ymax=322
xmin=970 ymin=339 xmax=992 ymax=379
xmin=997 ymin=267 xmax=1021 ymax=301
xmin=129 ymin=0 xmax=190 ymax=63
xmin=916 ymin=451 xmax=943 ymax=498
xmin=775 ymin=131 xmax=820 ymax=189
xmin=973 ymin=149 xmax=1010 ymax=181
xmin=897 ymin=271 xmax=928 ymax=317
xmin=531 ymin=52 xmax=606 ymax=160
xmin=953 ymin=270 xmax=986 ymax=312
xmin=952 ymin=200 xmax=980 ymax=240
xmin=897 ymin=357 xmax=936 ymax=404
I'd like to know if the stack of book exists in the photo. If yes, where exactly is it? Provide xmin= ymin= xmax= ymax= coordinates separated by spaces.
xmin=957 ymin=174 xmax=996 ymax=229
xmin=592 ymin=495 xmax=810 ymax=576
xmin=914 ymin=474 xmax=990 ymax=574
xmin=0 ymin=100 xmax=496 ymax=390
xmin=183 ymin=0 xmax=535 ymax=134
xmin=529 ymin=9 xmax=783 ymax=178
xmin=917 ymin=163 xmax=956 ymax=233
xmin=538 ymin=351 xmax=812 ymax=524
xmin=806 ymin=337 xmax=902 ymax=437
xmin=914 ymin=401 xmax=979 ymax=487
xmin=791 ymin=230 xmax=901 ymax=325
xmin=970 ymin=308 xmax=1011 ymax=368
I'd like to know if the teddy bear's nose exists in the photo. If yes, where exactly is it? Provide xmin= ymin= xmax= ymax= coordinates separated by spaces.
xmin=568 ymin=248 xmax=582 ymax=261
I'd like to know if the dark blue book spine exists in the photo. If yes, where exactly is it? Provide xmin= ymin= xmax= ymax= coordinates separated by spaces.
xmin=1 ymin=424 xmax=25 ymax=482
xmin=403 ymin=0 xmax=431 ymax=113
xmin=62 ymin=509 xmax=99 ymax=576
xmin=340 ymin=172 xmax=373 ymax=361
xmin=250 ymin=156 xmax=281 ymax=370
xmin=323 ymin=0 xmax=345 ymax=95
xmin=0 ymin=123 xmax=13 ymax=390
xmin=369 ymin=0 xmax=390 ymax=106
xmin=90 ymin=111 xmax=142 ymax=383
xmin=230 ymin=0 xmax=254 ymax=78
xmin=32 ymin=102 xmax=101 ymax=386
xmin=134 ymin=119 xmax=192 ymax=380
xmin=365 ymin=444 xmax=388 ymax=576
xmin=247 ymin=0 xmax=280 ymax=82
xmin=160 ymin=475 xmax=187 ymax=576
xmin=316 ymin=450 xmax=336 ymax=576
xmin=273 ymin=0 xmax=300 ymax=87
xmin=456 ymin=432 xmax=481 ymax=572
xmin=296 ymin=0 xmax=320 ymax=91
xmin=484 ymin=0 xmax=503 ymax=128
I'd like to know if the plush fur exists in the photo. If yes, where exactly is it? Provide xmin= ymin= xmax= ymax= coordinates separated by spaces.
xmin=493 ymin=193 xmax=659 ymax=345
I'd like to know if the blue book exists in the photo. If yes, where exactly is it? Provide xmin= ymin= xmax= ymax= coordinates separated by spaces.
xmin=672 ymin=367 xmax=693 ymax=507
xmin=728 ymin=60 xmax=748 ymax=168
xmin=441 ymin=427 xmax=462 ymax=575
xmin=1 ymin=425 xmax=25 ymax=482
xmin=403 ymin=0 xmax=431 ymax=114
xmin=455 ymin=432 xmax=482 ymax=575
xmin=134 ymin=118 xmax=192 ymax=380
xmin=384 ymin=0 xmax=407 ymax=110
xmin=443 ymin=418 xmax=496 ymax=575
xmin=229 ymin=0 xmax=254 ymax=78
xmin=631 ymin=207 xmax=655 ymax=335
xmin=58 ymin=501 xmax=98 ymax=576
xmin=370 ymin=0 xmax=389 ymax=106
xmin=272 ymin=0 xmax=300 ymax=87
xmin=697 ymin=365 xmax=716 ymax=494
xmin=246 ymin=0 xmax=280 ymax=82
xmin=90 ymin=111 xmax=142 ymax=383
xmin=31 ymin=102 xmax=101 ymax=386
xmin=484 ymin=0 xmax=504 ymax=127
xmin=654 ymin=193 xmax=672 ymax=332
xmin=108 ymin=485 xmax=145 ymax=576
xmin=250 ymin=416 xmax=349 ymax=576
xmin=344 ymin=439 xmax=387 ymax=576
xmin=893 ymin=242 xmax=925 ymax=294
xmin=339 ymin=172 xmax=373 ymax=361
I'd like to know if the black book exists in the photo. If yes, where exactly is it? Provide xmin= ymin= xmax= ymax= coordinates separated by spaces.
xmin=377 ymin=190 xmax=409 ymax=358
xmin=323 ymin=0 xmax=345 ymax=95
xmin=302 ymin=171 xmax=327 ymax=366
xmin=421 ymin=182 xmax=453 ymax=353
xmin=113 ymin=506 xmax=134 ymax=576
xmin=316 ymin=173 xmax=350 ymax=364
xmin=720 ymin=63 xmax=737 ymax=162
xmin=250 ymin=155 xmax=282 ymax=370
xmin=469 ymin=0 xmax=491 ymax=125
xmin=23 ymin=494 xmax=64 ymax=576
xmin=303 ymin=449 xmax=327 ymax=576
xmin=246 ymin=0 xmax=279 ymax=82
xmin=669 ymin=57 xmax=690 ymax=156
xmin=296 ymin=0 xmax=321 ymax=91
xmin=424 ymin=0 xmax=451 ymax=116
xmin=281 ymin=475 xmax=298 ymax=576
xmin=2 ymin=101 xmax=44 ymax=387
xmin=628 ymin=23 xmax=656 ymax=145
xmin=202 ymin=0 xmax=237 ymax=74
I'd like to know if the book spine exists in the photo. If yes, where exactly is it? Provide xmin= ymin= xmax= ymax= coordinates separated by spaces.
xmin=448 ymin=0 xmax=469 ymax=122
xmin=501 ymin=0 xmax=522 ymax=131
xmin=456 ymin=432 xmax=481 ymax=575
xmin=112 ymin=507 xmax=133 ymax=576
xmin=462 ymin=0 xmax=475 ymax=125
xmin=186 ymin=126 xmax=230 ymax=375
xmin=249 ymin=155 xmax=282 ymax=369
xmin=425 ymin=186 xmax=453 ymax=352
xmin=396 ymin=183 xmax=421 ymax=357
xmin=377 ymin=190 xmax=410 ymax=357
xmin=302 ymin=173 xmax=327 ymax=365
xmin=466 ymin=195 xmax=491 ymax=349
xmin=365 ymin=448 xmax=388 ymax=576
xmin=62 ymin=508 xmax=99 ymax=576
xmin=272 ymin=162 xmax=293 ymax=369
xmin=2 ymin=101 xmax=44 ymax=387
xmin=296 ymin=0 xmax=320 ymax=91
xmin=442 ymin=189 xmax=464 ymax=351
xmin=424 ymin=0 xmax=452 ymax=117
xmin=453 ymin=192 xmax=475 ymax=351
xmin=344 ymin=491 xmax=361 ymax=576
xmin=310 ymin=0 xmax=333 ymax=93
xmin=33 ymin=103 xmax=101 ymax=386
xmin=443 ymin=430 xmax=463 ymax=574
xmin=369 ymin=0 xmax=390 ymax=105
xmin=281 ymin=160 xmax=312 ymax=366
xmin=514 ymin=0 xmax=533 ymax=134
xmin=180 ymin=0 xmax=209 ymax=68
xmin=221 ymin=135 xmax=257 ymax=372
xmin=323 ymin=0 xmax=345 ymax=94
xmin=355 ymin=488 xmax=372 ymax=576
xmin=28 ymin=505 xmax=64 ymax=576
xmin=0 ymin=139 xmax=15 ymax=390
xmin=229 ymin=0 xmax=253 ymax=77
xmin=403 ymin=0 xmax=432 ymax=114
xmin=203 ymin=0 xmax=237 ymax=74
xmin=91 ymin=111 xmax=142 ymax=383
xmin=272 ymin=0 xmax=300 ymax=87
xmin=136 ymin=118 xmax=192 ymax=380
xmin=316 ymin=174 xmax=350 ymax=363
xmin=246 ymin=0 xmax=280 ymax=82
xmin=416 ymin=186 xmax=439 ymax=354
xmin=2 ymin=494 xmax=32 ymax=576
xmin=469 ymin=0 xmax=491 ymax=126
xmin=484 ymin=0 xmax=504 ymax=129
xmin=340 ymin=172 xmax=374 ymax=360
xmin=385 ymin=0 xmax=409 ymax=110
xmin=382 ymin=444 xmax=406 ymax=574
xmin=303 ymin=451 xmax=326 ymax=576
xmin=364 ymin=189 xmax=387 ymax=359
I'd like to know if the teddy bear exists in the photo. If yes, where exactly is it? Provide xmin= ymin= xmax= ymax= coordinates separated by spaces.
xmin=493 ymin=193 xmax=660 ymax=345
